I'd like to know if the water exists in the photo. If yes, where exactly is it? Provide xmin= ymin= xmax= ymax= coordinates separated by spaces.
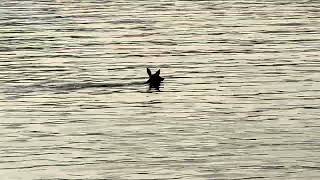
xmin=0 ymin=0 xmax=319 ymax=179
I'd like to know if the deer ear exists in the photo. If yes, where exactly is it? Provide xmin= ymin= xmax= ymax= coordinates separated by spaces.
xmin=147 ymin=68 xmax=152 ymax=77
xmin=155 ymin=69 xmax=160 ymax=76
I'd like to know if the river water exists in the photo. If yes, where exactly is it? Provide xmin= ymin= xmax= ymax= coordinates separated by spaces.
xmin=0 ymin=0 xmax=319 ymax=179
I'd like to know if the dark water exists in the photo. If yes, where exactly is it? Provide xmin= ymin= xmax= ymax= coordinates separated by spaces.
xmin=0 ymin=0 xmax=319 ymax=179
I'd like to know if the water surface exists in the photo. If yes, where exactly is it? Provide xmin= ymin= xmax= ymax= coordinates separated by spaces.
xmin=0 ymin=0 xmax=319 ymax=179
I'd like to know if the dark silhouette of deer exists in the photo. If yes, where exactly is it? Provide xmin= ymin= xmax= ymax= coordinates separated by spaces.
xmin=145 ymin=68 xmax=164 ymax=91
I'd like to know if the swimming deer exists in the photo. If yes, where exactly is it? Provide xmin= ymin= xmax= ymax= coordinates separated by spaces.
xmin=145 ymin=68 xmax=164 ymax=91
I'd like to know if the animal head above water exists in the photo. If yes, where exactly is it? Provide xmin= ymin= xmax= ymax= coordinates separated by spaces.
xmin=145 ymin=68 xmax=164 ymax=90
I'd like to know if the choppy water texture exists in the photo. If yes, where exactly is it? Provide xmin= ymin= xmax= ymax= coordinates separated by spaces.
xmin=0 ymin=0 xmax=319 ymax=179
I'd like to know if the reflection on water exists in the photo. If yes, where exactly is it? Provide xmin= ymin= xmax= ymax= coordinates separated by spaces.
xmin=0 ymin=0 xmax=319 ymax=179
